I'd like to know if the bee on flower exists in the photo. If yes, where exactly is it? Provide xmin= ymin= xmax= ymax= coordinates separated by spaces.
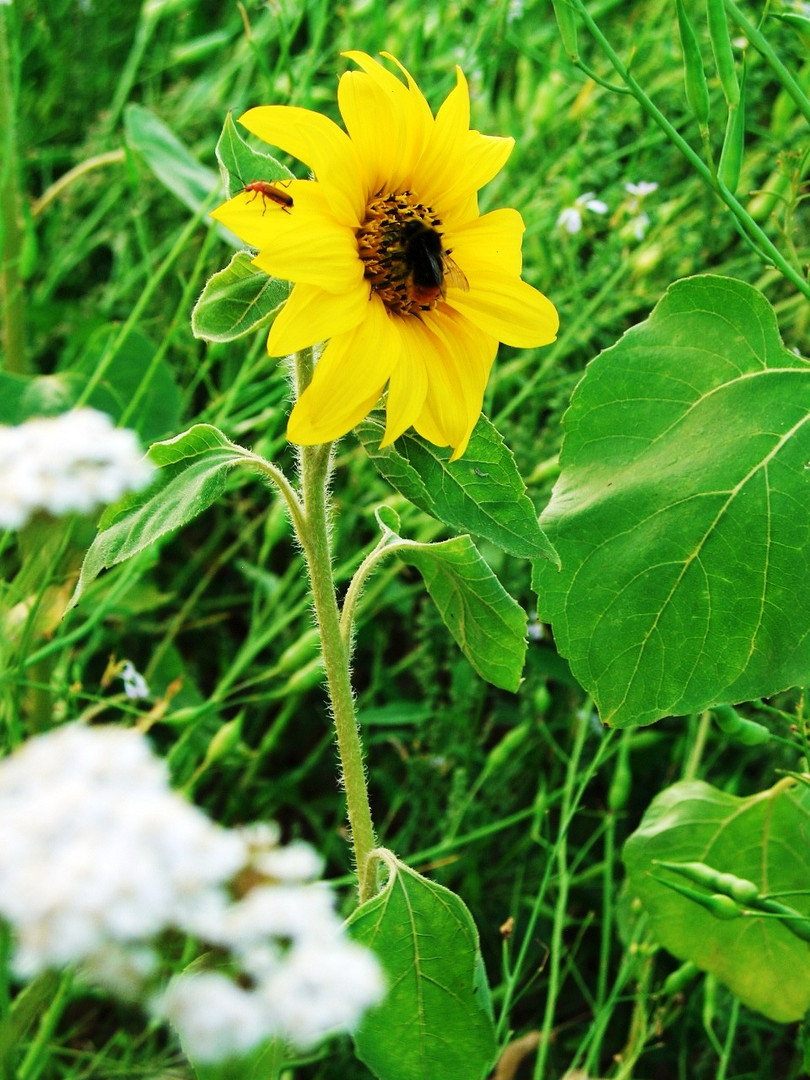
xmin=212 ymin=52 xmax=558 ymax=460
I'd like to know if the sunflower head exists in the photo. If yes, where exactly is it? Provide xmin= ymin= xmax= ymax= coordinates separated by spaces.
xmin=211 ymin=51 xmax=558 ymax=460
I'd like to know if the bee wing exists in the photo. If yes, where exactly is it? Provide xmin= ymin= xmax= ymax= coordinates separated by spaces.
xmin=442 ymin=255 xmax=470 ymax=293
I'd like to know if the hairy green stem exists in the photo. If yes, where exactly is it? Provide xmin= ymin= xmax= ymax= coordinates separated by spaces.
xmin=293 ymin=350 xmax=377 ymax=901
xmin=0 ymin=7 xmax=27 ymax=374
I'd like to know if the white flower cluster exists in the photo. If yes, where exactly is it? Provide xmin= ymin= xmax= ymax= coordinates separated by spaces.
xmin=158 ymin=822 xmax=385 ymax=1061
xmin=0 ymin=408 xmax=154 ymax=530
xmin=0 ymin=724 xmax=384 ymax=1064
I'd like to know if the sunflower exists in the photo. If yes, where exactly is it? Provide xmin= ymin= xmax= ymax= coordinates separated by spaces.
xmin=211 ymin=51 xmax=558 ymax=460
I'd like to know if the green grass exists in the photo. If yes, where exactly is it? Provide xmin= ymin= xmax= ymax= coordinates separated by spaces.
xmin=2 ymin=0 xmax=810 ymax=1076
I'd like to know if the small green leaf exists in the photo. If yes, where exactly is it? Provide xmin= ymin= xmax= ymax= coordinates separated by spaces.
xmin=376 ymin=512 xmax=527 ymax=691
xmin=347 ymin=850 xmax=496 ymax=1080
xmin=357 ymin=414 xmax=557 ymax=563
xmin=124 ymin=104 xmax=218 ymax=214
xmin=192 ymin=251 xmax=289 ymax=343
xmin=216 ymin=112 xmax=293 ymax=197
xmin=70 ymin=425 xmax=267 ymax=607
xmin=534 ymin=275 xmax=810 ymax=726
xmin=623 ymin=778 xmax=810 ymax=1022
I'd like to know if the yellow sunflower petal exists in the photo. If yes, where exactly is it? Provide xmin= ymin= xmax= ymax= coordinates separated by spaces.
xmin=380 ymin=318 xmax=429 ymax=445
xmin=286 ymin=295 xmax=398 ymax=445
xmin=447 ymin=207 xmax=525 ymax=278
xmin=447 ymin=273 xmax=559 ymax=349
xmin=416 ymin=67 xmax=475 ymax=215
xmin=408 ymin=309 xmax=495 ymax=452
xmin=338 ymin=53 xmax=432 ymax=195
xmin=212 ymin=182 xmax=363 ymax=294
xmin=238 ymin=106 xmax=365 ymax=226
xmin=414 ymin=67 xmax=514 ymax=224
xmin=267 ymin=281 xmax=369 ymax=357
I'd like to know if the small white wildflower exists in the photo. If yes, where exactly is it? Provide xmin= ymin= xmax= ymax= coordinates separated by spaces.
xmin=120 ymin=661 xmax=150 ymax=701
xmin=0 ymin=409 xmax=154 ymax=530
xmin=0 ymin=724 xmax=246 ymax=976
xmin=626 ymin=212 xmax=651 ymax=241
xmin=624 ymin=181 xmax=658 ymax=199
xmin=155 ymin=971 xmax=272 ymax=1063
xmin=556 ymin=192 xmax=609 ymax=234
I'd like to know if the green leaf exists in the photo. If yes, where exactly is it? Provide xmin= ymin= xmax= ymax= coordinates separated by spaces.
xmin=347 ymin=850 xmax=496 ymax=1080
xmin=623 ymin=778 xmax=810 ymax=1022
xmin=191 ymin=251 xmax=289 ymax=343
xmin=124 ymin=104 xmax=219 ymax=214
xmin=70 ymin=425 xmax=266 ymax=608
xmin=356 ymin=413 xmax=557 ymax=563
xmin=376 ymin=512 xmax=527 ymax=691
xmin=215 ymin=112 xmax=293 ymax=197
xmin=533 ymin=275 xmax=810 ymax=726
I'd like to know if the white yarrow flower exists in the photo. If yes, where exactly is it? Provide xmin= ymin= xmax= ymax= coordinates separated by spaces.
xmin=0 ymin=409 xmax=154 ymax=530
xmin=0 ymin=723 xmax=385 ymax=1064
xmin=156 ymin=971 xmax=272 ymax=1063
xmin=0 ymin=724 xmax=246 ymax=977
xmin=261 ymin=937 xmax=386 ymax=1048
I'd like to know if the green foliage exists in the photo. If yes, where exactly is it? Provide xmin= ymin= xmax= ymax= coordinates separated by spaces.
xmin=624 ymin=778 xmax=810 ymax=1021
xmin=535 ymin=275 xmax=810 ymax=727
xmin=347 ymin=850 xmax=496 ymax=1080
xmin=357 ymin=414 xmax=558 ymax=563
xmin=191 ymin=251 xmax=290 ymax=343
xmin=374 ymin=507 xmax=528 ymax=692
xmin=70 ymin=424 xmax=270 ymax=607
xmin=3 ymin=0 xmax=810 ymax=1077
xmin=215 ymin=112 xmax=294 ymax=197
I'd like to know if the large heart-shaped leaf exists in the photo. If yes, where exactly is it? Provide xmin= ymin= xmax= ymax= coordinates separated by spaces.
xmin=347 ymin=850 xmax=496 ymax=1080
xmin=623 ymin=778 xmax=810 ymax=1022
xmin=534 ymin=275 xmax=810 ymax=726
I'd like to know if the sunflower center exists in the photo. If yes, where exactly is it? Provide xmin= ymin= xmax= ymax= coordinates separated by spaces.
xmin=356 ymin=192 xmax=448 ymax=316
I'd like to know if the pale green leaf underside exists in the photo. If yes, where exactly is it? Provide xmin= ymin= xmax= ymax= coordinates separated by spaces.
xmin=347 ymin=850 xmax=496 ymax=1080
xmin=70 ymin=425 xmax=262 ymax=608
xmin=623 ymin=779 xmax=810 ymax=1022
xmin=357 ymin=414 xmax=557 ymax=562
xmin=191 ymin=251 xmax=289 ymax=343
xmin=534 ymin=274 xmax=810 ymax=726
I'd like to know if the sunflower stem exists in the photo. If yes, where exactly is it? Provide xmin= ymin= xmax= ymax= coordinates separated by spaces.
xmin=293 ymin=349 xmax=378 ymax=903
